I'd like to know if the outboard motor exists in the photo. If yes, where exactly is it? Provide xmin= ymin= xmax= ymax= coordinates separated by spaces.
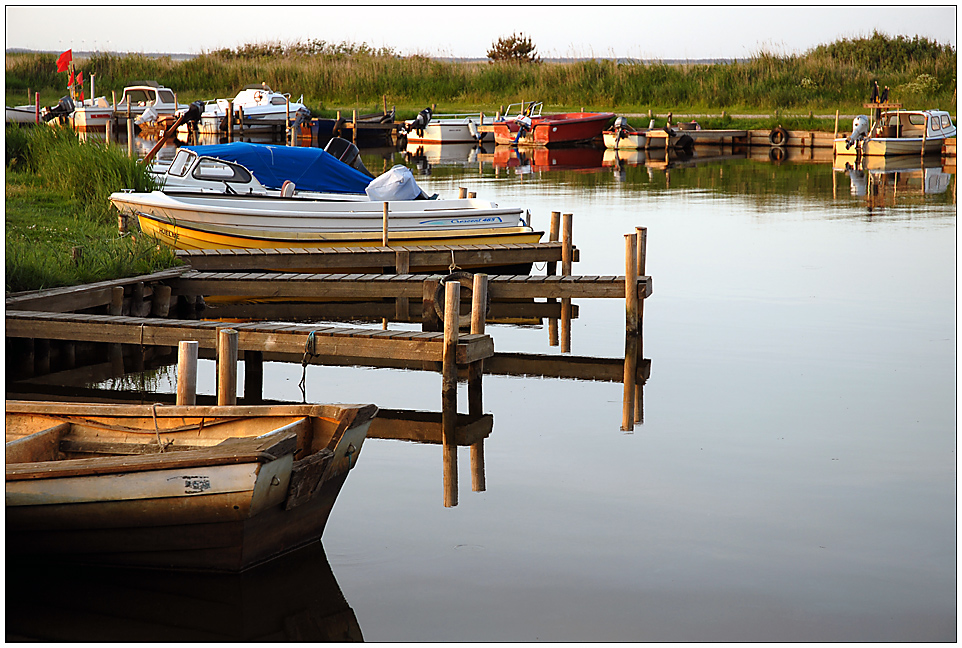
xmin=324 ymin=136 xmax=374 ymax=178
xmin=42 ymin=96 xmax=74 ymax=123
xmin=613 ymin=116 xmax=630 ymax=145
xmin=407 ymin=106 xmax=433 ymax=136
xmin=512 ymin=114 xmax=533 ymax=144
xmin=846 ymin=115 xmax=870 ymax=150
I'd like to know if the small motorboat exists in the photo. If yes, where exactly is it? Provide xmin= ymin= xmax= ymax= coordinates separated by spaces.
xmin=187 ymin=83 xmax=311 ymax=135
xmin=5 ymin=400 xmax=377 ymax=571
xmin=835 ymin=109 xmax=956 ymax=157
xmin=68 ymin=82 xmax=188 ymax=131
xmin=603 ymin=116 xmax=647 ymax=149
xmin=491 ymin=101 xmax=615 ymax=147
xmin=6 ymin=104 xmax=39 ymax=125
xmin=404 ymin=106 xmax=494 ymax=144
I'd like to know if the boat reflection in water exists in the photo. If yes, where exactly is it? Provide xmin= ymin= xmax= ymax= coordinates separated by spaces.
xmin=404 ymin=141 xmax=487 ymax=173
xmin=484 ymin=144 xmax=606 ymax=175
xmin=835 ymin=155 xmax=954 ymax=202
xmin=5 ymin=541 xmax=363 ymax=642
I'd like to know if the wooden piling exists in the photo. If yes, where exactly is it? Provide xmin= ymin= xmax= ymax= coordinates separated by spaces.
xmin=176 ymin=340 xmax=199 ymax=405
xmin=561 ymin=213 xmax=573 ymax=276
xmin=110 ymin=286 xmax=124 ymax=316
xmin=468 ymin=273 xmax=487 ymax=492
xmin=625 ymin=233 xmax=639 ymax=335
xmin=217 ymin=328 xmax=238 ymax=406
xmin=458 ymin=187 xmax=468 ymax=199
xmin=442 ymin=280 xmax=460 ymax=507
xmin=126 ymin=102 xmax=133 ymax=158
xmin=422 ymin=277 xmax=442 ymax=332
xmin=547 ymin=211 xmax=561 ymax=276
xmin=150 ymin=285 xmax=172 ymax=318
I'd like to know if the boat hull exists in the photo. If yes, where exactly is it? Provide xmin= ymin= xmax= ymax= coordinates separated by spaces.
xmin=5 ymin=401 xmax=376 ymax=571
xmin=833 ymin=136 xmax=948 ymax=157
xmin=492 ymin=112 xmax=615 ymax=147
xmin=137 ymin=211 xmax=542 ymax=252
xmin=603 ymin=130 xmax=646 ymax=149
xmin=406 ymin=115 xmax=493 ymax=144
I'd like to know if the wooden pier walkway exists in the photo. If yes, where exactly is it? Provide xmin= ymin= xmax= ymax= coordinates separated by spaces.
xmin=5 ymin=310 xmax=493 ymax=365
xmin=175 ymin=241 xmax=578 ymax=273
xmin=168 ymin=270 xmax=651 ymax=301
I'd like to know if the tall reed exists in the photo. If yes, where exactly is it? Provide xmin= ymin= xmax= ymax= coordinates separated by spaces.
xmin=6 ymin=32 xmax=955 ymax=116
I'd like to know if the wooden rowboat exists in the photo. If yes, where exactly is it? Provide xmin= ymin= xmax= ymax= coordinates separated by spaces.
xmin=5 ymin=400 xmax=377 ymax=572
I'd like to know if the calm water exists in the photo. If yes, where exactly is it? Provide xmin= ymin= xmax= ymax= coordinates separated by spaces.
xmin=13 ymin=141 xmax=958 ymax=641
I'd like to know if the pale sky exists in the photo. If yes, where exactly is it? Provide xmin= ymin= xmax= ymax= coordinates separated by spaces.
xmin=4 ymin=4 xmax=957 ymax=60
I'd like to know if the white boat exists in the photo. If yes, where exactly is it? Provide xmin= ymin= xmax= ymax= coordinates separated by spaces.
xmin=834 ymin=109 xmax=956 ymax=157
xmin=404 ymin=108 xmax=493 ymax=143
xmin=185 ymin=83 xmax=311 ymax=135
xmin=5 ymin=104 xmax=38 ymax=124
xmin=110 ymin=190 xmax=528 ymax=235
xmin=67 ymin=82 xmax=187 ymax=131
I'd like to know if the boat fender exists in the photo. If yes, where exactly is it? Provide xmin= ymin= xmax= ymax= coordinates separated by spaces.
xmin=434 ymin=272 xmax=491 ymax=329
xmin=675 ymin=134 xmax=694 ymax=154
xmin=467 ymin=119 xmax=480 ymax=141
xmin=281 ymin=180 xmax=296 ymax=198
xmin=769 ymin=126 xmax=789 ymax=146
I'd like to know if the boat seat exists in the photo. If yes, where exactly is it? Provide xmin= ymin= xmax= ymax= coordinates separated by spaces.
xmin=281 ymin=180 xmax=295 ymax=198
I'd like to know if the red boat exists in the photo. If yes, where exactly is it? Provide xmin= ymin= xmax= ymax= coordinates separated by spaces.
xmin=492 ymin=102 xmax=615 ymax=147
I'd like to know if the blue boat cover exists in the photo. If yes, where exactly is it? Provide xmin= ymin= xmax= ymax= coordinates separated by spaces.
xmin=183 ymin=142 xmax=371 ymax=194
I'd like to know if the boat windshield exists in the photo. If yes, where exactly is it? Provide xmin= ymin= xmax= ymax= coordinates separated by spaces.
xmin=167 ymin=150 xmax=196 ymax=177
xmin=123 ymin=89 xmax=156 ymax=106
xmin=192 ymin=158 xmax=253 ymax=184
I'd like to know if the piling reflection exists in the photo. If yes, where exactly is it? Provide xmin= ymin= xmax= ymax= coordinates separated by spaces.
xmin=5 ymin=541 xmax=362 ymax=642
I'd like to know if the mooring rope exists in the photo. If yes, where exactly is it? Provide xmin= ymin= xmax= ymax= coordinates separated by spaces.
xmin=298 ymin=330 xmax=320 ymax=403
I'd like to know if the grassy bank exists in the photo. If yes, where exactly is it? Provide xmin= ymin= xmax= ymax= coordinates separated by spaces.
xmin=6 ymin=32 xmax=956 ymax=120
xmin=5 ymin=125 xmax=178 ymax=293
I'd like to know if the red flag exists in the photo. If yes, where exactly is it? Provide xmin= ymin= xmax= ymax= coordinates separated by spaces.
xmin=56 ymin=49 xmax=72 ymax=73
xmin=77 ymin=71 xmax=84 ymax=102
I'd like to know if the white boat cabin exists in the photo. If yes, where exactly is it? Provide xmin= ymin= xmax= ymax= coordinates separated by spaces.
xmin=872 ymin=109 xmax=956 ymax=140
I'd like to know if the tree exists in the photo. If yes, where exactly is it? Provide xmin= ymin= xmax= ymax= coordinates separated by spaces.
xmin=487 ymin=33 xmax=540 ymax=64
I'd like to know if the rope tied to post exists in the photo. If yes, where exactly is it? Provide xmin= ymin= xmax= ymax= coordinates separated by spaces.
xmin=298 ymin=330 xmax=320 ymax=403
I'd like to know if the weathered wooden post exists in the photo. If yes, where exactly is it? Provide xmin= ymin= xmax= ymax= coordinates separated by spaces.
xmin=468 ymin=273 xmax=487 ymax=415
xmin=547 ymin=210 xmax=561 ymax=276
xmin=469 ymin=273 xmax=487 ymax=493
xmin=132 ymin=282 xmax=145 ymax=317
xmin=352 ymin=108 xmax=358 ymax=144
xmin=110 ymin=286 xmax=124 ymax=316
xmin=442 ymin=280 xmax=460 ymax=507
xmin=226 ymin=101 xmax=233 ymax=142
xmin=217 ymin=328 xmax=238 ymax=406
xmin=561 ymin=212 xmax=573 ymax=276
xmin=150 ymin=285 xmax=172 ymax=318
xmin=126 ymin=102 xmax=133 ymax=158
xmin=625 ymin=232 xmax=639 ymax=335
xmin=176 ymin=340 xmax=199 ymax=406
xmin=458 ymin=187 xmax=468 ymax=199
xmin=422 ymin=277 xmax=442 ymax=332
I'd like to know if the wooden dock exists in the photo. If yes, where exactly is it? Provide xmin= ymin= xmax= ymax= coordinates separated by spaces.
xmin=174 ymin=241 xmax=579 ymax=274
xmin=5 ymin=310 xmax=493 ymax=365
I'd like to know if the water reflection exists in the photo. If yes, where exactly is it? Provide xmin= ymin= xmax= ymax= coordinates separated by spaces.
xmin=5 ymin=541 xmax=362 ymax=642
xmin=835 ymin=155 xmax=954 ymax=201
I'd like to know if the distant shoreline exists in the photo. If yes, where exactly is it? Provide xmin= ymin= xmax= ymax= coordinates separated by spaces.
xmin=3 ymin=48 xmax=748 ymax=65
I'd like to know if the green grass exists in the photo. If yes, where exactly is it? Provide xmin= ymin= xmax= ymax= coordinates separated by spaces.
xmin=5 ymin=125 xmax=179 ymax=293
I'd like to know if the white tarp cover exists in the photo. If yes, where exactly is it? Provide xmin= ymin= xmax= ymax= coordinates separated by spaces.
xmin=365 ymin=164 xmax=422 ymax=201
